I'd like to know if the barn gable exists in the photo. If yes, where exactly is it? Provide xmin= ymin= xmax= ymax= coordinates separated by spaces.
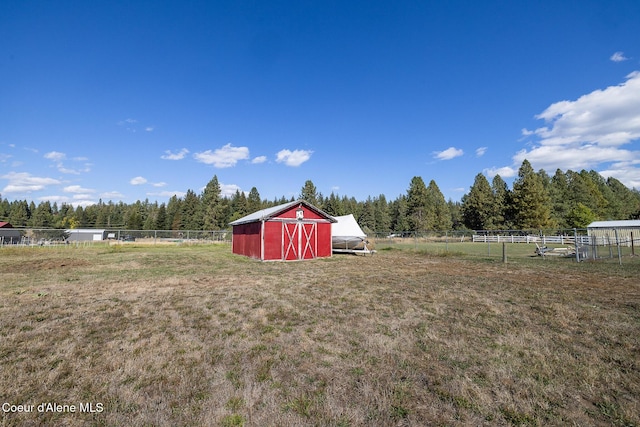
xmin=229 ymin=200 xmax=336 ymax=261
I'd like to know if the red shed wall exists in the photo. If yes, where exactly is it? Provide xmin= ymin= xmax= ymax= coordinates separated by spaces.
xmin=316 ymin=222 xmax=332 ymax=258
xmin=263 ymin=221 xmax=284 ymax=261
xmin=232 ymin=222 xmax=262 ymax=259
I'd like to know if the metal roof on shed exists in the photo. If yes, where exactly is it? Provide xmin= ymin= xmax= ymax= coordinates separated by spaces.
xmin=587 ymin=220 xmax=640 ymax=228
xmin=229 ymin=200 xmax=336 ymax=226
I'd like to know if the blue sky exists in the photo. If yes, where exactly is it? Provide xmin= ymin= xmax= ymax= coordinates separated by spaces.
xmin=2 ymin=1 xmax=640 ymax=207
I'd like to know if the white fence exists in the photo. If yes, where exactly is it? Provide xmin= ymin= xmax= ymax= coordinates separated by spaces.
xmin=471 ymin=234 xmax=591 ymax=244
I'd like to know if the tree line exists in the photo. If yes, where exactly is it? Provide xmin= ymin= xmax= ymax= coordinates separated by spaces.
xmin=1 ymin=160 xmax=639 ymax=232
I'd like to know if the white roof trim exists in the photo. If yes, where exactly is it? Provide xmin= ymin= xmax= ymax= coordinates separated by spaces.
xmin=587 ymin=220 xmax=640 ymax=228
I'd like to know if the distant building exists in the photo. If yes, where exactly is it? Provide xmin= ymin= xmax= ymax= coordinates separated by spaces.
xmin=65 ymin=229 xmax=107 ymax=242
xmin=0 ymin=222 xmax=22 ymax=244
xmin=587 ymin=220 xmax=640 ymax=246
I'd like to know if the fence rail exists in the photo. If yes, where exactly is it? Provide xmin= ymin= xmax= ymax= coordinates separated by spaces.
xmin=471 ymin=234 xmax=592 ymax=244
xmin=2 ymin=227 xmax=638 ymax=264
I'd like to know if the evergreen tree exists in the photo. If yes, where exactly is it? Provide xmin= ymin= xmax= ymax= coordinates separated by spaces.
xmin=143 ymin=202 xmax=158 ymax=230
xmin=201 ymin=176 xmax=222 ymax=230
xmin=156 ymin=203 xmax=167 ymax=230
xmin=447 ymin=200 xmax=465 ymax=230
xmin=491 ymin=175 xmax=510 ymax=229
xmin=406 ymin=176 xmax=430 ymax=232
xmin=300 ymin=180 xmax=318 ymax=205
xmin=566 ymin=203 xmax=597 ymax=228
xmin=511 ymin=160 xmax=553 ymax=229
xmin=373 ymin=195 xmax=391 ymax=234
xmin=181 ymin=189 xmax=201 ymax=230
xmin=390 ymin=195 xmax=410 ymax=233
xmin=358 ymin=197 xmax=375 ymax=231
xmin=549 ymin=169 xmax=570 ymax=228
xmin=462 ymin=173 xmax=494 ymax=230
xmin=229 ymin=190 xmax=248 ymax=222
xmin=607 ymin=177 xmax=640 ymax=219
xmin=323 ymin=192 xmax=344 ymax=216
xmin=426 ymin=180 xmax=451 ymax=230
xmin=247 ymin=187 xmax=262 ymax=213
xmin=31 ymin=201 xmax=53 ymax=228
xmin=125 ymin=208 xmax=143 ymax=230
xmin=166 ymin=195 xmax=183 ymax=230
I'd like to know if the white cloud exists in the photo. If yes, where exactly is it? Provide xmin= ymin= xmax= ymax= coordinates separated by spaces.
xmin=484 ymin=166 xmax=517 ymax=178
xmin=147 ymin=190 xmax=187 ymax=199
xmin=220 ymin=183 xmax=242 ymax=197
xmin=194 ymin=144 xmax=250 ymax=168
xmin=44 ymin=151 xmax=90 ymax=174
xmin=1 ymin=172 xmax=61 ymax=193
xmin=513 ymin=71 xmax=640 ymax=187
xmin=151 ymin=182 xmax=167 ymax=187
xmin=433 ymin=147 xmax=464 ymax=160
xmin=44 ymin=151 xmax=66 ymax=161
xmin=599 ymin=161 xmax=640 ymax=189
xmin=145 ymin=126 xmax=154 ymax=132
xmin=130 ymin=176 xmax=148 ymax=185
xmin=161 ymin=148 xmax=189 ymax=160
xmin=275 ymin=149 xmax=313 ymax=167
xmin=64 ymin=185 xmax=95 ymax=194
xmin=610 ymin=51 xmax=628 ymax=62
xmin=475 ymin=147 xmax=487 ymax=157
xmin=252 ymin=155 xmax=267 ymax=164
xmin=100 ymin=191 xmax=125 ymax=200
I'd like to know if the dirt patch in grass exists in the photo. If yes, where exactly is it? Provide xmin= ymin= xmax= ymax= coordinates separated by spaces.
xmin=1 ymin=245 xmax=638 ymax=426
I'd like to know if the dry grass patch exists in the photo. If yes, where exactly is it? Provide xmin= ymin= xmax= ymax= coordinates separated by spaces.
xmin=1 ymin=245 xmax=639 ymax=426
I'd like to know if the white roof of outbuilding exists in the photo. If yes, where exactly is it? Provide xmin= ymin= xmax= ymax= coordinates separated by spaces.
xmin=587 ymin=220 xmax=640 ymax=228
xmin=331 ymin=214 xmax=366 ymax=238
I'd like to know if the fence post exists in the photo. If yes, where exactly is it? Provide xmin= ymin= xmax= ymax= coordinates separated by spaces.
xmin=502 ymin=242 xmax=507 ymax=263
xmin=632 ymin=231 xmax=636 ymax=256
xmin=574 ymin=229 xmax=580 ymax=262
xmin=615 ymin=229 xmax=622 ymax=265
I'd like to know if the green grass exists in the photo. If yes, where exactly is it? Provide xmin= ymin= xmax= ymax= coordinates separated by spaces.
xmin=1 ymin=243 xmax=639 ymax=426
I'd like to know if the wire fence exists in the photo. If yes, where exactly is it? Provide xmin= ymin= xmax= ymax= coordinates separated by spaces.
xmin=2 ymin=227 xmax=638 ymax=264
xmin=0 ymin=228 xmax=231 ymax=247
xmin=366 ymin=229 xmax=639 ymax=264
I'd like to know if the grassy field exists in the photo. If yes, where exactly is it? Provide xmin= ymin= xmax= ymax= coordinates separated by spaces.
xmin=1 ymin=243 xmax=639 ymax=426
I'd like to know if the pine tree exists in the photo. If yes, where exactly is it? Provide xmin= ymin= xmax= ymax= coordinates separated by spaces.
xmin=607 ymin=177 xmax=640 ymax=219
xmin=229 ymin=190 xmax=248 ymax=222
xmin=511 ymin=160 xmax=553 ymax=229
xmin=491 ymin=175 xmax=510 ymax=229
xmin=300 ymin=180 xmax=318 ymax=205
xmin=426 ymin=180 xmax=451 ymax=230
xmin=549 ymin=169 xmax=570 ymax=228
xmin=156 ymin=203 xmax=167 ymax=230
xmin=247 ymin=187 xmax=262 ymax=213
xmin=462 ymin=173 xmax=494 ymax=230
xmin=390 ymin=195 xmax=410 ymax=234
xmin=407 ymin=176 xmax=430 ymax=232
xmin=358 ymin=197 xmax=375 ymax=231
xmin=201 ymin=176 xmax=222 ymax=230
xmin=373 ymin=195 xmax=391 ymax=234
xmin=31 ymin=201 xmax=53 ymax=228
xmin=166 ymin=195 xmax=183 ymax=230
xmin=181 ymin=189 xmax=201 ymax=230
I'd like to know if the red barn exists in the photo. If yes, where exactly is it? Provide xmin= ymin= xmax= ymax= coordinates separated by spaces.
xmin=229 ymin=200 xmax=336 ymax=261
